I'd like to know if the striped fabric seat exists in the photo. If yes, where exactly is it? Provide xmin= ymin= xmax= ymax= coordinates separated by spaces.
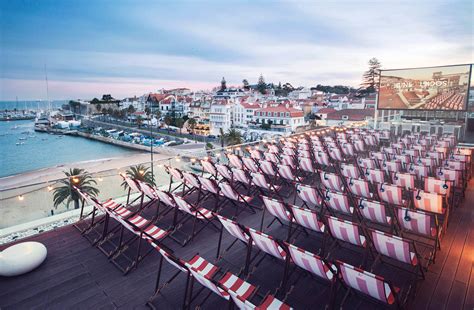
xmin=105 ymin=199 xmax=132 ymax=217
xmin=188 ymin=268 xmax=230 ymax=300
xmin=280 ymin=155 xmax=296 ymax=169
xmin=289 ymin=205 xmax=325 ymax=233
xmin=136 ymin=180 xmax=158 ymax=199
xmin=199 ymin=176 xmax=219 ymax=194
xmin=173 ymin=195 xmax=214 ymax=220
xmin=364 ymin=168 xmax=385 ymax=184
xmin=320 ymin=171 xmax=344 ymax=191
xmin=227 ymin=153 xmax=244 ymax=170
xmin=296 ymin=183 xmax=321 ymax=207
xmin=424 ymin=177 xmax=451 ymax=197
xmin=407 ymin=164 xmax=430 ymax=180
xmin=413 ymin=190 xmax=444 ymax=214
xmin=249 ymin=149 xmax=263 ymax=160
xmin=340 ymin=163 xmax=360 ymax=179
xmin=248 ymin=228 xmax=287 ymax=260
xmin=278 ymin=164 xmax=295 ymax=181
xmin=314 ymin=151 xmax=330 ymax=166
xmin=121 ymin=175 xmax=142 ymax=193
xmin=358 ymin=158 xmax=376 ymax=169
xmin=251 ymin=172 xmax=280 ymax=191
xmin=392 ymin=172 xmax=415 ymax=190
xmin=185 ymin=255 xmax=219 ymax=278
xmin=258 ymin=295 xmax=292 ymax=310
xmin=201 ymin=160 xmax=217 ymax=177
xmin=329 ymin=148 xmax=344 ymax=162
xmin=216 ymin=164 xmax=233 ymax=180
xmin=155 ymin=189 xmax=176 ymax=208
xmin=337 ymin=261 xmax=398 ymax=305
xmin=264 ymin=152 xmax=280 ymax=164
xmin=218 ymin=272 xmax=256 ymax=300
xmin=183 ymin=171 xmax=201 ymax=189
xmin=242 ymin=157 xmax=259 ymax=173
xmin=216 ymin=214 xmax=250 ymax=243
xmin=370 ymin=230 xmax=418 ymax=266
xmin=397 ymin=207 xmax=437 ymax=237
xmin=219 ymin=182 xmax=253 ymax=204
xmin=298 ymin=157 xmax=314 ymax=173
xmin=142 ymin=223 xmax=169 ymax=241
xmin=378 ymin=183 xmax=404 ymax=206
xmin=166 ymin=166 xmax=184 ymax=181
xmin=259 ymin=160 xmax=277 ymax=176
xmin=286 ymin=243 xmax=335 ymax=281
xmin=232 ymin=168 xmax=252 ymax=186
xmin=324 ymin=190 xmax=353 ymax=215
xmin=262 ymin=196 xmax=292 ymax=223
xmin=358 ymin=198 xmax=392 ymax=226
xmin=347 ymin=178 xmax=372 ymax=199
xmin=327 ymin=216 xmax=366 ymax=247
xmin=341 ymin=143 xmax=355 ymax=156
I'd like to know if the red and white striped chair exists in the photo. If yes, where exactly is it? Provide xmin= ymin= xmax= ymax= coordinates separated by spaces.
xmin=370 ymin=229 xmax=424 ymax=280
xmin=216 ymin=163 xmax=233 ymax=182
xmin=289 ymin=205 xmax=326 ymax=241
xmin=424 ymin=177 xmax=452 ymax=201
xmin=218 ymin=181 xmax=255 ymax=215
xmin=247 ymin=228 xmax=290 ymax=290
xmin=380 ymin=160 xmax=402 ymax=174
xmin=396 ymin=207 xmax=441 ymax=264
xmin=337 ymin=261 xmax=404 ymax=308
xmin=413 ymin=190 xmax=445 ymax=215
xmin=326 ymin=216 xmax=367 ymax=250
xmin=249 ymin=149 xmax=263 ymax=161
xmin=323 ymin=190 xmax=354 ymax=217
xmin=230 ymin=293 xmax=292 ymax=310
xmin=242 ymin=157 xmax=260 ymax=173
xmin=281 ymin=154 xmax=296 ymax=169
xmin=407 ymin=163 xmax=431 ymax=182
xmin=340 ymin=163 xmax=360 ymax=179
xmin=341 ymin=142 xmax=355 ymax=157
xmin=277 ymin=164 xmax=300 ymax=189
xmin=198 ymin=176 xmax=221 ymax=203
xmin=320 ymin=171 xmax=344 ymax=192
xmin=346 ymin=178 xmax=373 ymax=199
xmin=357 ymin=198 xmax=393 ymax=232
xmin=165 ymin=166 xmax=186 ymax=193
xmin=201 ymin=159 xmax=218 ymax=179
xmin=377 ymin=183 xmax=405 ymax=206
xmin=391 ymin=172 xmax=415 ymax=190
xmin=364 ymin=168 xmax=385 ymax=184
xmin=261 ymin=196 xmax=294 ymax=240
xmin=358 ymin=157 xmax=377 ymax=170
xmin=232 ymin=168 xmax=253 ymax=190
xmin=251 ymin=171 xmax=281 ymax=198
xmin=295 ymin=183 xmax=322 ymax=209
xmin=186 ymin=266 xmax=230 ymax=307
xmin=182 ymin=171 xmax=202 ymax=196
xmin=329 ymin=147 xmax=344 ymax=162
xmin=120 ymin=174 xmax=144 ymax=206
xmin=259 ymin=160 xmax=278 ymax=179
xmin=314 ymin=150 xmax=331 ymax=167
xmin=227 ymin=153 xmax=244 ymax=170
xmin=264 ymin=152 xmax=280 ymax=164
xmin=218 ymin=273 xmax=257 ymax=305
xmin=298 ymin=157 xmax=315 ymax=174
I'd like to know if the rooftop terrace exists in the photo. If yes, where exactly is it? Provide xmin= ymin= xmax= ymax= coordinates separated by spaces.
xmin=1 ymin=126 xmax=473 ymax=309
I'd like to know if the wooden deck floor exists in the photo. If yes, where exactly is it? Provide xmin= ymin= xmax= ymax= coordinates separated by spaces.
xmin=1 ymin=179 xmax=473 ymax=310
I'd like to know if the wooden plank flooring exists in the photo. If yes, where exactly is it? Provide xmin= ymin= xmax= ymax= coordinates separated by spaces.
xmin=1 ymin=179 xmax=473 ymax=309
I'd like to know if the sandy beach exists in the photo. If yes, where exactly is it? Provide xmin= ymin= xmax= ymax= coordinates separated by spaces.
xmin=0 ymin=153 xmax=173 ymax=190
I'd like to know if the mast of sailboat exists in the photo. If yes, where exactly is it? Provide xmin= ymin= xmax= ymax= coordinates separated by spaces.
xmin=44 ymin=64 xmax=51 ymax=112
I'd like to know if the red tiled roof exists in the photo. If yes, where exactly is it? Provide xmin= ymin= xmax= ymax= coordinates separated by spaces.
xmin=326 ymin=109 xmax=374 ymax=121
xmin=256 ymin=105 xmax=304 ymax=117
xmin=240 ymin=101 xmax=260 ymax=109
xmin=317 ymin=108 xmax=336 ymax=114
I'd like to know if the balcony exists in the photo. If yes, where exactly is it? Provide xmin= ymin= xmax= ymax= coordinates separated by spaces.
xmin=1 ymin=126 xmax=473 ymax=309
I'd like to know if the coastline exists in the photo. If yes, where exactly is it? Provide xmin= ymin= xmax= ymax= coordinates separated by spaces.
xmin=0 ymin=153 xmax=169 ymax=190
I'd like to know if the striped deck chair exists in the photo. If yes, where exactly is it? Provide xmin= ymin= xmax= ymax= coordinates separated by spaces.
xmin=242 ymin=157 xmax=260 ymax=173
xmin=340 ymin=163 xmax=360 ymax=179
xmin=347 ymin=178 xmax=373 ymax=199
xmin=278 ymin=164 xmax=300 ymax=189
xmin=280 ymin=154 xmax=296 ymax=169
xmin=197 ymin=176 xmax=221 ymax=210
xmin=370 ymin=229 xmax=424 ymax=280
xmin=424 ymin=177 xmax=453 ymax=207
xmin=298 ymin=156 xmax=315 ymax=175
xmin=261 ymin=196 xmax=293 ymax=239
xmin=407 ymin=164 xmax=431 ymax=183
xmin=353 ymin=140 xmax=365 ymax=153
xmin=396 ymin=207 xmax=441 ymax=264
xmin=413 ymin=190 xmax=446 ymax=222
xmin=298 ymin=149 xmax=312 ymax=159
xmin=370 ymin=151 xmax=386 ymax=162
xmin=135 ymin=180 xmax=171 ymax=219
xmin=230 ymin=292 xmax=292 ymax=310
xmin=247 ymin=228 xmax=290 ymax=292
xmin=378 ymin=183 xmax=405 ymax=206
xmin=364 ymin=168 xmax=385 ymax=184
xmin=267 ymin=144 xmax=280 ymax=154
xmin=295 ymin=183 xmax=322 ymax=210
xmin=227 ymin=153 xmax=244 ymax=170
xmin=320 ymin=171 xmax=344 ymax=192
xmin=218 ymin=181 xmax=255 ymax=215
xmin=336 ymin=261 xmax=405 ymax=308
xmin=251 ymin=171 xmax=281 ymax=199
xmin=314 ymin=150 xmax=331 ymax=168
xmin=120 ymin=174 xmax=144 ymax=207
xmin=341 ymin=142 xmax=355 ymax=157
xmin=179 ymin=171 xmax=202 ymax=196
xmin=201 ymin=159 xmax=218 ymax=179
xmin=165 ymin=166 xmax=185 ymax=193
xmin=259 ymin=160 xmax=278 ymax=178
xmin=380 ymin=160 xmax=402 ymax=174
xmin=285 ymin=243 xmax=336 ymax=307
xmin=329 ymin=147 xmax=344 ymax=162
xmin=289 ymin=205 xmax=326 ymax=236
xmin=357 ymin=198 xmax=393 ymax=232
xmin=391 ymin=172 xmax=415 ymax=190
xmin=326 ymin=216 xmax=369 ymax=264
xmin=323 ymin=190 xmax=354 ymax=217
xmin=232 ymin=168 xmax=253 ymax=191
xmin=283 ymin=147 xmax=296 ymax=156
xmin=403 ymin=149 xmax=420 ymax=158
xmin=264 ymin=152 xmax=280 ymax=164
xmin=186 ymin=268 xmax=230 ymax=308
xmin=437 ymin=168 xmax=465 ymax=199
xmin=73 ymin=186 xmax=103 ymax=235
xmin=216 ymin=163 xmax=233 ymax=182
xmin=249 ymin=149 xmax=263 ymax=161
xmin=218 ymin=272 xmax=256 ymax=303
xmin=358 ymin=157 xmax=376 ymax=170
xmin=414 ymin=156 xmax=437 ymax=168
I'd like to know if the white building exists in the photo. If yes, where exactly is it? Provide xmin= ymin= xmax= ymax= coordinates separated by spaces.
xmin=209 ymin=100 xmax=233 ymax=135
xmin=288 ymin=87 xmax=312 ymax=100
xmin=252 ymin=104 xmax=306 ymax=133
xmin=233 ymin=101 xmax=260 ymax=128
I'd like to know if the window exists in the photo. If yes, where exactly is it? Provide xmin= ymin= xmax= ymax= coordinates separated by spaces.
xmin=286 ymin=112 xmax=290 ymax=117
xmin=342 ymin=115 xmax=349 ymax=120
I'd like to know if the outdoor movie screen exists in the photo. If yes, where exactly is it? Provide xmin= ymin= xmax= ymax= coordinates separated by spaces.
xmin=377 ymin=64 xmax=472 ymax=110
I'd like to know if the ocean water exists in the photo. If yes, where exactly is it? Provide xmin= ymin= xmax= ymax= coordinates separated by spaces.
xmin=0 ymin=119 xmax=140 ymax=178
xmin=0 ymin=100 xmax=67 ymax=111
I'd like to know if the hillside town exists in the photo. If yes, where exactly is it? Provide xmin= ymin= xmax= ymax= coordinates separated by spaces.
xmin=65 ymin=76 xmax=377 ymax=142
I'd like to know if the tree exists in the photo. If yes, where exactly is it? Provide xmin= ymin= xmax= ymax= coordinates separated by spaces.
xmin=155 ymin=110 xmax=161 ymax=120
xmin=220 ymin=77 xmax=227 ymax=91
xmin=242 ymin=79 xmax=250 ymax=90
xmin=164 ymin=116 xmax=172 ymax=133
xmin=361 ymin=57 xmax=382 ymax=93
xmin=52 ymin=168 xmax=99 ymax=210
xmin=175 ymin=118 xmax=184 ymax=134
xmin=127 ymin=104 xmax=136 ymax=114
xmin=257 ymin=74 xmax=267 ymax=94
xmin=188 ymin=118 xmax=197 ymax=134
xmin=219 ymin=128 xmax=225 ymax=148
xmin=136 ymin=115 xmax=143 ymax=128
xmin=225 ymin=128 xmax=243 ymax=146
xmin=121 ymin=164 xmax=154 ymax=189
xmin=96 ymin=103 xmax=102 ymax=113
xmin=144 ymin=106 xmax=151 ymax=115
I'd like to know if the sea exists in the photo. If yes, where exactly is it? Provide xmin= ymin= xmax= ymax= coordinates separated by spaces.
xmin=0 ymin=101 xmax=139 ymax=178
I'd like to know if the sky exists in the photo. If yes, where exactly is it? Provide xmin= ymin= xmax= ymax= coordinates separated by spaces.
xmin=0 ymin=0 xmax=472 ymax=100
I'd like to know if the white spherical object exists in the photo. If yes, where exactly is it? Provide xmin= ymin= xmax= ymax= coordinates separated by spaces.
xmin=0 ymin=242 xmax=47 ymax=277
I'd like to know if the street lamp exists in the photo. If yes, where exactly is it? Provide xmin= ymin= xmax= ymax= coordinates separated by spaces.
xmin=148 ymin=113 xmax=154 ymax=183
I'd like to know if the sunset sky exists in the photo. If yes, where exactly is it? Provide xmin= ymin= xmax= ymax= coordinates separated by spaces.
xmin=1 ymin=0 xmax=472 ymax=100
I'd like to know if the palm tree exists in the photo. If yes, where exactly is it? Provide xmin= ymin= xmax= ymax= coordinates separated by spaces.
xmin=136 ymin=115 xmax=143 ymax=128
xmin=219 ymin=128 xmax=225 ymax=148
xmin=164 ymin=116 xmax=172 ymax=134
xmin=53 ymin=168 xmax=99 ymax=210
xmin=175 ymin=118 xmax=185 ymax=135
xmin=225 ymin=128 xmax=243 ymax=146
xmin=121 ymin=164 xmax=155 ymax=190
